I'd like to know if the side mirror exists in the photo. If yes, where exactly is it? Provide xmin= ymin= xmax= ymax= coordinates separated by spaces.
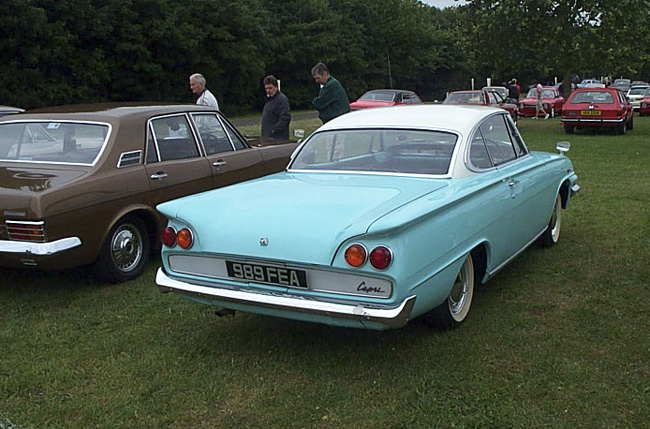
xmin=556 ymin=141 xmax=570 ymax=154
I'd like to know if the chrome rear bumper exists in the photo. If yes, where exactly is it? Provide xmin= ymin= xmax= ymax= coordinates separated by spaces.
xmin=156 ymin=268 xmax=416 ymax=329
xmin=0 ymin=237 xmax=81 ymax=255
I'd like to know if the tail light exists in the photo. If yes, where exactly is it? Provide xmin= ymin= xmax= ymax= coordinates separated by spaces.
xmin=6 ymin=221 xmax=46 ymax=242
xmin=177 ymin=228 xmax=193 ymax=249
xmin=345 ymin=244 xmax=367 ymax=267
xmin=161 ymin=227 xmax=177 ymax=247
xmin=345 ymin=243 xmax=392 ymax=270
xmin=161 ymin=226 xmax=194 ymax=249
xmin=369 ymin=246 xmax=392 ymax=270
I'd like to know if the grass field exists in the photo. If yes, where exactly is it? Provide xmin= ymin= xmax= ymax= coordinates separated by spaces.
xmin=1 ymin=113 xmax=649 ymax=428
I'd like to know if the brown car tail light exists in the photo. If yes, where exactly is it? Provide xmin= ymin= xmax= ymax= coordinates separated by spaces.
xmin=161 ymin=226 xmax=177 ymax=248
xmin=6 ymin=221 xmax=46 ymax=242
xmin=369 ymin=246 xmax=392 ymax=270
xmin=345 ymin=244 xmax=367 ymax=267
xmin=177 ymin=228 xmax=193 ymax=249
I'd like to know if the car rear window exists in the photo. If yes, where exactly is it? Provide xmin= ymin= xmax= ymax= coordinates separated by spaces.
xmin=0 ymin=121 xmax=110 ymax=165
xmin=289 ymin=129 xmax=457 ymax=176
xmin=443 ymin=92 xmax=484 ymax=105
xmin=571 ymin=91 xmax=614 ymax=104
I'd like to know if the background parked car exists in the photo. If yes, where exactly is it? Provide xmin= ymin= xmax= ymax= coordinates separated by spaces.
xmin=349 ymin=89 xmax=423 ymax=110
xmin=576 ymin=78 xmax=602 ymax=88
xmin=561 ymin=88 xmax=634 ymax=134
xmin=0 ymin=105 xmax=24 ymax=117
xmin=626 ymin=85 xmax=649 ymax=111
xmin=518 ymin=86 xmax=564 ymax=117
xmin=611 ymin=78 xmax=631 ymax=93
xmin=481 ymin=86 xmax=508 ymax=100
xmin=155 ymin=105 xmax=578 ymax=330
xmin=0 ymin=104 xmax=298 ymax=282
xmin=443 ymin=90 xmax=519 ymax=122
xmin=639 ymin=88 xmax=650 ymax=116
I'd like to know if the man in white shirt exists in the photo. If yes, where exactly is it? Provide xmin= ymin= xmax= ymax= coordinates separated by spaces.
xmin=534 ymin=80 xmax=549 ymax=120
xmin=189 ymin=73 xmax=219 ymax=110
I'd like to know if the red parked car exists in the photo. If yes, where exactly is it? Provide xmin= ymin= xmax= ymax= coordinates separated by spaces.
xmin=638 ymin=88 xmax=650 ymax=116
xmin=561 ymin=88 xmax=634 ymax=134
xmin=518 ymin=86 xmax=564 ymax=117
xmin=349 ymin=89 xmax=422 ymax=110
xmin=443 ymin=90 xmax=519 ymax=122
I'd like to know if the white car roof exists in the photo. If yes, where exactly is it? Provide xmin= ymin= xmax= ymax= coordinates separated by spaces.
xmin=318 ymin=104 xmax=505 ymax=136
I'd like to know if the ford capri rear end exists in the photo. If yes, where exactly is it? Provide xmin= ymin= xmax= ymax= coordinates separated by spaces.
xmin=156 ymin=105 xmax=579 ymax=330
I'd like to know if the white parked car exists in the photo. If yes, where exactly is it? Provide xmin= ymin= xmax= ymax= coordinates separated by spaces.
xmin=627 ymin=85 xmax=648 ymax=110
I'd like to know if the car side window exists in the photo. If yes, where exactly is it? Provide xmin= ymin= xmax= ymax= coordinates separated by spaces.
xmin=149 ymin=115 xmax=199 ymax=161
xmin=221 ymin=120 xmax=247 ymax=150
xmin=476 ymin=114 xmax=517 ymax=166
xmin=145 ymin=131 xmax=158 ymax=163
xmin=507 ymin=117 xmax=528 ymax=157
xmin=191 ymin=113 xmax=233 ymax=155
xmin=469 ymin=130 xmax=493 ymax=169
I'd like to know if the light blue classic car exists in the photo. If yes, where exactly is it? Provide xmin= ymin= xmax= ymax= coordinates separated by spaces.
xmin=155 ymin=105 xmax=579 ymax=330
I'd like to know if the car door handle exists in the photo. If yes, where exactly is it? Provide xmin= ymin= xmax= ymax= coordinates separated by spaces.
xmin=150 ymin=172 xmax=168 ymax=180
xmin=508 ymin=180 xmax=519 ymax=187
xmin=213 ymin=161 xmax=227 ymax=167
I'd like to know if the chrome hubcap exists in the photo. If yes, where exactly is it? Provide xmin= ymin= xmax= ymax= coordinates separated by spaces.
xmin=449 ymin=271 xmax=468 ymax=315
xmin=550 ymin=198 xmax=561 ymax=242
xmin=110 ymin=224 xmax=142 ymax=272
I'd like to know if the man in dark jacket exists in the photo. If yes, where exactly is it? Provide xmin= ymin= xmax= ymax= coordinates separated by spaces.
xmin=311 ymin=62 xmax=350 ymax=123
xmin=261 ymin=75 xmax=291 ymax=140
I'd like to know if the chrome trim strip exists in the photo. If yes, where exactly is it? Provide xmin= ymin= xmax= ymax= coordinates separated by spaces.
xmin=6 ymin=220 xmax=44 ymax=226
xmin=561 ymin=118 xmax=625 ymax=124
xmin=156 ymin=268 xmax=416 ymax=329
xmin=0 ymin=237 xmax=82 ymax=255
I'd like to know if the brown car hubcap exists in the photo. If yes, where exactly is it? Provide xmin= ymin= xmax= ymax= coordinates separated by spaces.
xmin=110 ymin=224 xmax=143 ymax=272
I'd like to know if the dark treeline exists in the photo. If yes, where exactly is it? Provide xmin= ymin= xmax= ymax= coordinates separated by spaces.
xmin=1 ymin=0 xmax=648 ymax=114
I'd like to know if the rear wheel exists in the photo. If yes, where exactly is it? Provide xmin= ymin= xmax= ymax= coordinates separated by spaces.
xmin=93 ymin=215 xmax=150 ymax=283
xmin=564 ymin=125 xmax=574 ymax=134
xmin=627 ymin=115 xmax=634 ymax=131
xmin=422 ymin=254 xmax=475 ymax=329
xmin=539 ymin=194 xmax=562 ymax=248
xmin=618 ymin=122 xmax=627 ymax=135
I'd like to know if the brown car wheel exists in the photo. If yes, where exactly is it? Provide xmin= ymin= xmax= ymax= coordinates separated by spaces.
xmin=93 ymin=215 xmax=150 ymax=283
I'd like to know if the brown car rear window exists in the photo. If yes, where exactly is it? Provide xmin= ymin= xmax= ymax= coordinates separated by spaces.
xmin=0 ymin=122 xmax=110 ymax=165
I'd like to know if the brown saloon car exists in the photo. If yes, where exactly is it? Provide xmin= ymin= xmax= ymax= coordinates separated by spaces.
xmin=0 ymin=104 xmax=298 ymax=282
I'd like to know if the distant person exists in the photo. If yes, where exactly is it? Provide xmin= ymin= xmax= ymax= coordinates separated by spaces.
xmin=533 ymin=80 xmax=549 ymax=120
xmin=189 ymin=73 xmax=219 ymax=109
xmin=507 ymin=79 xmax=520 ymax=103
xmin=261 ymin=75 xmax=291 ymax=140
xmin=311 ymin=62 xmax=350 ymax=123
xmin=511 ymin=78 xmax=521 ymax=98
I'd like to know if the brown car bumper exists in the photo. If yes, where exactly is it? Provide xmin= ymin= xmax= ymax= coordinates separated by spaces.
xmin=0 ymin=237 xmax=81 ymax=267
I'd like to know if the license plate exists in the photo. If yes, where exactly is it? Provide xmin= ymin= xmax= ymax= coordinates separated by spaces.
xmin=226 ymin=260 xmax=308 ymax=288
xmin=580 ymin=110 xmax=602 ymax=116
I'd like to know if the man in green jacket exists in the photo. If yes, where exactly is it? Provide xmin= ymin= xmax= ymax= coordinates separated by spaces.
xmin=311 ymin=62 xmax=350 ymax=123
